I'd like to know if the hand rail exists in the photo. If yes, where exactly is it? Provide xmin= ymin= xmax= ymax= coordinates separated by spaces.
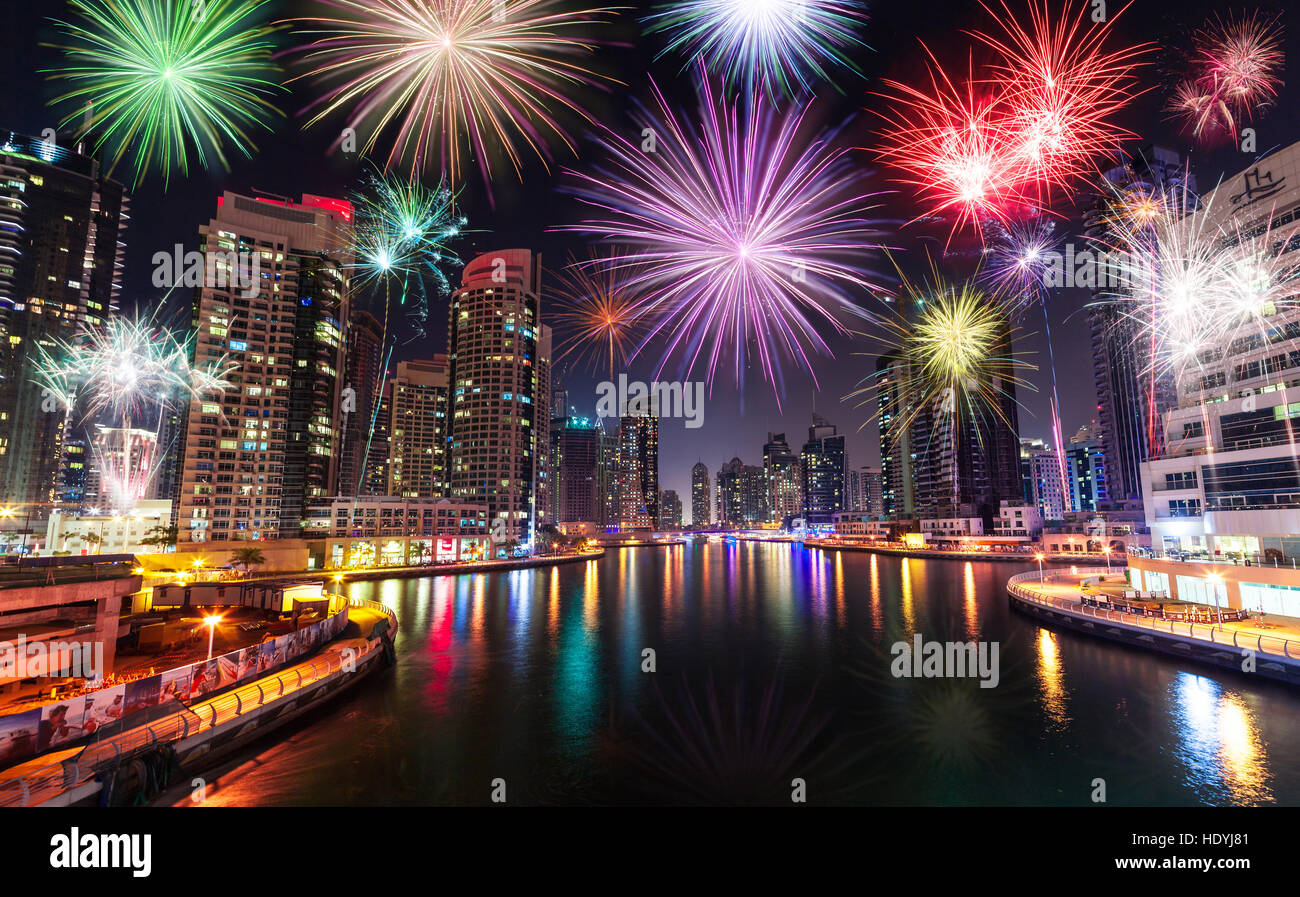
xmin=0 ymin=633 xmax=385 ymax=808
xmin=1006 ymin=570 xmax=1299 ymax=663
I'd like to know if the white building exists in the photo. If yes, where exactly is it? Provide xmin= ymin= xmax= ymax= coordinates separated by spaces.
xmin=44 ymin=499 xmax=173 ymax=555
xmin=992 ymin=502 xmax=1043 ymax=540
xmin=1140 ymin=142 xmax=1300 ymax=563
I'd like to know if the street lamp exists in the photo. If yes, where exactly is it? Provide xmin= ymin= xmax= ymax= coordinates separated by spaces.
xmin=1103 ymin=545 xmax=1113 ymax=576
xmin=1035 ymin=552 xmax=1045 ymax=583
xmin=203 ymin=614 xmax=222 ymax=661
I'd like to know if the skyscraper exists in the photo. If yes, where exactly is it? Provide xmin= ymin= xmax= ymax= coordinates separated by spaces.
xmin=875 ymin=352 xmax=914 ymax=520
xmin=1020 ymin=436 xmax=1069 ymax=521
xmin=0 ymin=132 xmax=129 ymax=512
xmin=1066 ymin=422 xmax=1108 ymax=513
xmin=616 ymin=413 xmax=658 ymax=529
xmin=691 ymin=460 xmax=710 ymax=526
xmin=763 ymin=432 xmax=799 ymax=525
xmin=1088 ymin=146 xmax=1193 ymax=504
xmin=552 ymin=415 xmax=601 ymax=526
xmin=176 ymin=192 xmax=351 ymax=543
xmin=717 ymin=457 xmax=767 ymax=526
xmin=337 ymin=307 xmax=385 ymax=498
xmin=386 ymin=358 xmax=449 ymax=498
xmin=658 ymin=489 xmax=682 ymax=529
xmin=800 ymin=415 xmax=845 ymax=524
xmin=447 ymin=249 xmax=545 ymax=545
xmin=855 ymin=465 xmax=884 ymax=517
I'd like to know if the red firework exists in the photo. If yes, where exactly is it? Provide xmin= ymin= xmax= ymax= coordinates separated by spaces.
xmin=875 ymin=0 xmax=1150 ymax=239
xmin=1167 ymin=12 xmax=1284 ymax=142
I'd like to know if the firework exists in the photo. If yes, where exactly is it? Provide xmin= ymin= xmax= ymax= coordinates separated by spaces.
xmin=562 ymin=75 xmax=890 ymax=401
xmin=45 ymin=0 xmax=283 ymax=187
xmin=548 ymin=253 xmax=653 ymax=380
xmin=1095 ymin=181 xmax=1300 ymax=384
xmin=1167 ymin=12 xmax=1284 ymax=142
xmin=349 ymin=169 xmax=466 ymax=311
xmin=875 ymin=0 xmax=1148 ymax=237
xmin=291 ymin=0 xmax=619 ymax=192
xmin=643 ymin=0 xmax=869 ymax=97
xmin=33 ymin=314 xmax=234 ymax=511
xmin=847 ymin=260 xmax=1035 ymax=452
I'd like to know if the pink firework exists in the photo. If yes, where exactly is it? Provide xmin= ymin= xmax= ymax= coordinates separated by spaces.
xmin=972 ymin=0 xmax=1149 ymax=195
xmin=1167 ymin=12 xmax=1284 ymax=142
xmin=876 ymin=0 xmax=1150 ymax=239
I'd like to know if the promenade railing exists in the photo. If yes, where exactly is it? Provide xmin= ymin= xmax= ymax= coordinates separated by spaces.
xmin=1007 ymin=568 xmax=1300 ymax=663
xmin=0 ymin=628 xmax=386 ymax=807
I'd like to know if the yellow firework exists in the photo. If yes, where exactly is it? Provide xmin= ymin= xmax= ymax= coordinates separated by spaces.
xmin=847 ymin=257 xmax=1036 ymax=449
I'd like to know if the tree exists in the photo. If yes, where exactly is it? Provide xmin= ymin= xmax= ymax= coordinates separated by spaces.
xmin=139 ymin=523 xmax=179 ymax=552
xmin=232 ymin=546 xmax=266 ymax=576
xmin=83 ymin=532 xmax=104 ymax=555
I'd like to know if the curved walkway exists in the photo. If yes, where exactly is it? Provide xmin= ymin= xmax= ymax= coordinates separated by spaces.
xmin=1008 ymin=567 xmax=1300 ymax=670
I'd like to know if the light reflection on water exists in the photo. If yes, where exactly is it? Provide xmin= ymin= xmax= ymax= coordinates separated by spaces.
xmin=184 ymin=542 xmax=1300 ymax=806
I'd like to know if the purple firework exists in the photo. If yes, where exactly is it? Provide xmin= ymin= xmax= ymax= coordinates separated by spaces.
xmin=561 ymin=74 xmax=892 ymax=402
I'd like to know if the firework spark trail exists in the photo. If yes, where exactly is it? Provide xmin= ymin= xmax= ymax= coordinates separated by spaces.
xmin=875 ymin=0 xmax=1149 ymax=239
xmin=1167 ymin=12 xmax=1284 ymax=142
xmin=847 ymin=257 xmax=1036 ymax=459
xmin=548 ymin=253 xmax=654 ymax=381
xmin=982 ymin=219 xmax=1072 ymax=511
xmin=1092 ymin=179 xmax=1300 ymax=457
xmin=290 ymin=0 xmax=619 ymax=192
xmin=562 ymin=73 xmax=891 ymax=404
xmin=44 ymin=0 xmax=283 ymax=187
xmin=33 ymin=314 xmax=234 ymax=512
xmin=643 ymin=0 xmax=870 ymax=98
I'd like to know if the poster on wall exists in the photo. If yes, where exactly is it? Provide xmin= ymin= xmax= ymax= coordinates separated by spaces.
xmin=37 ymin=700 xmax=84 ymax=751
xmin=123 ymin=677 xmax=162 ymax=717
xmin=216 ymin=654 xmax=238 ymax=688
xmin=80 ymin=685 xmax=127 ymax=734
xmin=0 ymin=708 xmax=39 ymax=767
xmin=159 ymin=667 xmax=193 ymax=705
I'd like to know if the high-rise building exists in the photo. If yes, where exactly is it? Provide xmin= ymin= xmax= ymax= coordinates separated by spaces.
xmin=875 ymin=352 xmax=914 ymax=520
xmin=535 ymin=326 xmax=553 ymax=530
xmin=337 ymin=308 xmax=385 ymax=498
xmin=0 ymin=132 xmax=129 ymax=513
xmin=1088 ymin=146 xmax=1193 ymax=504
xmin=598 ymin=427 xmax=619 ymax=529
xmin=1066 ymin=422 xmax=1108 ymax=513
xmin=1020 ymin=437 xmax=1069 ymax=521
xmin=386 ymin=357 xmax=449 ymax=498
xmin=854 ymin=465 xmax=884 ymax=517
xmin=717 ymin=457 xmax=767 ymax=526
xmin=616 ymin=413 xmax=658 ymax=529
xmin=551 ymin=415 xmax=602 ymax=525
xmin=691 ymin=460 xmax=710 ymax=526
xmin=448 ymin=249 xmax=546 ymax=545
xmin=763 ymin=432 xmax=799 ymax=524
xmin=909 ymin=312 xmax=1022 ymax=526
xmin=658 ymin=489 xmax=682 ymax=529
xmin=800 ymin=415 xmax=845 ymax=524
xmin=176 ymin=192 xmax=351 ymax=543
xmin=1140 ymin=141 xmax=1300 ymax=562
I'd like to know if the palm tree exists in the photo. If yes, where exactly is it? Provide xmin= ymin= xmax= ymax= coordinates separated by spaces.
xmin=232 ymin=546 xmax=266 ymax=576
xmin=139 ymin=523 xmax=179 ymax=553
xmin=83 ymin=532 xmax=104 ymax=555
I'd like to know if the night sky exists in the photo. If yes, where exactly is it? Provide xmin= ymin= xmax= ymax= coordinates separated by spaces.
xmin=2 ymin=0 xmax=1296 ymax=519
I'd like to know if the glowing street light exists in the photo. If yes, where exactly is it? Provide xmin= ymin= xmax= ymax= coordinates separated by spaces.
xmin=1035 ymin=552 xmax=1045 ymax=583
xmin=203 ymin=614 xmax=222 ymax=660
xmin=1102 ymin=545 xmax=1113 ymax=576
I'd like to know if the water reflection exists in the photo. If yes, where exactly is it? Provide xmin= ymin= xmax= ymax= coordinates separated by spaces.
xmin=1169 ymin=673 xmax=1273 ymax=805
xmin=192 ymin=544 xmax=1300 ymax=807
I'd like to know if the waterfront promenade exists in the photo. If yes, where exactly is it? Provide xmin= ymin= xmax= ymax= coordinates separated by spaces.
xmin=1008 ymin=567 xmax=1300 ymax=683
xmin=0 ymin=599 xmax=395 ymax=807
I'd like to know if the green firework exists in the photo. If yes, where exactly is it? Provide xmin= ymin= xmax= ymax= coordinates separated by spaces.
xmin=45 ymin=0 xmax=283 ymax=187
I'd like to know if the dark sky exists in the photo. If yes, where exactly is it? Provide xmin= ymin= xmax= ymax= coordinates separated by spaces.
xmin=3 ymin=0 xmax=1296 ymax=517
